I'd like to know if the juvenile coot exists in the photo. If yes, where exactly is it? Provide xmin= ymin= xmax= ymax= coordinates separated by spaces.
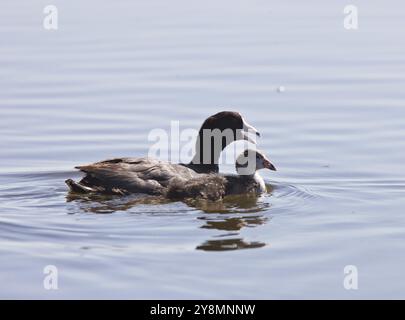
xmin=167 ymin=149 xmax=276 ymax=201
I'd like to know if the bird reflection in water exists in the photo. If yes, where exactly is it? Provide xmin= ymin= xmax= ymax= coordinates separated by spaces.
xmin=193 ymin=193 xmax=270 ymax=251
xmin=66 ymin=193 xmax=171 ymax=214
xmin=66 ymin=184 xmax=273 ymax=251
xmin=196 ymin=238 xmax=266 ymax=251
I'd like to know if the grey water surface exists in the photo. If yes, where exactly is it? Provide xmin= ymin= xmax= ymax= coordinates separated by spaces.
xmin=1 ymin=0 xmax=405 ymax=298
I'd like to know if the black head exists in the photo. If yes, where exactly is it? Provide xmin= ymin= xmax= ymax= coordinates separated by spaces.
xmin=191 ymin=111 xmax=261 ymax=168
xmin=199 ymin=111 xmax=260 ymax=140
xmin=200 ymin=111 xmax=242 ymax=132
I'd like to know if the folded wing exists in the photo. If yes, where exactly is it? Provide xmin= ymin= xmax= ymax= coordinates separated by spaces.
xmin=68 ymin=157 xmax=199 ymax=195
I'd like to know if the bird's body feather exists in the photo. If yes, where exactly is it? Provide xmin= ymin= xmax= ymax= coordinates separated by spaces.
xmin=69 ymin=157 xmax=199 ymax=195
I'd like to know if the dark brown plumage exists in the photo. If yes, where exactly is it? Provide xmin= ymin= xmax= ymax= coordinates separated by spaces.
xmin=67 ymin=157 xmax=198 ymax=195
xmin=165 ymin=174 xmax=261 ymax=201
xmin=166 ymin=175 xmax=227 ymax=201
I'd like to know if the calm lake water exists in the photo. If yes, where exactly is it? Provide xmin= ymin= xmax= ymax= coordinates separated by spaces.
xmin=1 ymin=0 xmax=405 ymax=299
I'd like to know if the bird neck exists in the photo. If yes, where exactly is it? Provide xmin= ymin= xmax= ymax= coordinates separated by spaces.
xmin=189 ymin=134 xmax=227 ymax=170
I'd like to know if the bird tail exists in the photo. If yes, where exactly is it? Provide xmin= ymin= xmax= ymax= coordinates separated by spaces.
xmin=65 ymin=179 xmax=96 ymax=194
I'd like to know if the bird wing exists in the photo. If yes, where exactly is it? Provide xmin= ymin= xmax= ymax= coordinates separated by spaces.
xmin=76 ymin=157 xmax=198 ymax=195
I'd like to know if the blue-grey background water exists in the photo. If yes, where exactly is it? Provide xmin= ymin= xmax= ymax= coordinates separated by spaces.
xmin=1 ymin=0 xmax=404 ymax=299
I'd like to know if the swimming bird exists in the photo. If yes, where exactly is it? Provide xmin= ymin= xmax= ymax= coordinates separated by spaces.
xmin=66 ymin=111 xmax=260 ymax=195
xmin=166 ymin=149 xmax=276 ymax=201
